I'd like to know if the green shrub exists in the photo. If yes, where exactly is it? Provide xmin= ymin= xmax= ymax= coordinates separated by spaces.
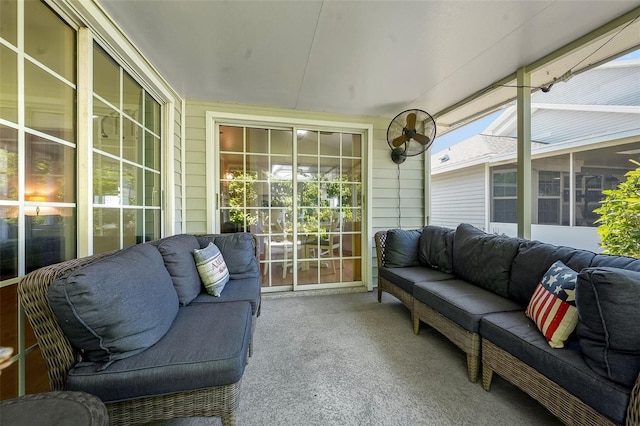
xmin=594 ymin=160 xmax=640 ymax=257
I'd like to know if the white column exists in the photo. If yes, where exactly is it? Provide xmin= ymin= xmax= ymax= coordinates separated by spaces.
xmin=517 ymin=67 xmax=532 ymax=239
xmin=77 ymin=28 xmax=93 ymax=256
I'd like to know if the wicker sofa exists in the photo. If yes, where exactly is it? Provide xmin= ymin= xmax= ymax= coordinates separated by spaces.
xmin=375 ymin=223 xmax=640 ymax=425
xmin=18 ymin=232 xmax=261 ymax=426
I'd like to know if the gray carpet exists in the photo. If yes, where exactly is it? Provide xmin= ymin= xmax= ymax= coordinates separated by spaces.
xmin=156 ymin=291 xmax=563 ymax=426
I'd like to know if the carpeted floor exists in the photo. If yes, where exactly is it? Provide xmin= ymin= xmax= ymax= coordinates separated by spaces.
xmin=155 ymin=291 xmax=563 ymax=426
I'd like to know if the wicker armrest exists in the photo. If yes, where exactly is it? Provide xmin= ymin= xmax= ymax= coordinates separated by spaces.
xmin=374 ymin=230 xmax=387 ymax=269
xmin=18 ymin=251 xmax=115 ymax=391
xmin=627 ymin=373 xmax=640 ymax=425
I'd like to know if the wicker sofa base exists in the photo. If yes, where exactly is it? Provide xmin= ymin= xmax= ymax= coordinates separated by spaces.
xmin=413 ymin=300 xmax=480 ymax=383
xmin=106 ymin=381 xmax=240 ymax=426
xmin=482 ymin=339 xmax=617 ymax=426
xmin=377 ymin=276 xmax=415 ymax=327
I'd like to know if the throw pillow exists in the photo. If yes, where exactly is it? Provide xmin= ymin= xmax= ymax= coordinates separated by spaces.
xmin=525 ymin=260 xmax=578 ymax=348
xmin=384 ymin=228 xmax=422 ymax=268
xmin=576 ymin=267 xmax=640 ymax=388
xmin=193 ymin=242 xmax=230 ymax=296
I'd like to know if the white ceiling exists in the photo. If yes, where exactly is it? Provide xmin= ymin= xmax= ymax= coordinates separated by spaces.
xmin=97 ymin=0 xmax=640 ymax=121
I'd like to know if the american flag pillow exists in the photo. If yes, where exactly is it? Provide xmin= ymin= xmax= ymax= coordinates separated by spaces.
xmin=525 ymin=261 xmax=578 ymax=348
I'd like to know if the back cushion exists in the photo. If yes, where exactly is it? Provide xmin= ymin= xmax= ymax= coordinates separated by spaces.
xmin=384 ymin=229 xmax=422 ymax=268
xmin=418 ymin=225 xmax=454 ymax=273
xmin=153 ymin=234 xmax=202 ymax=305
xmin=197 ymin=233 xmax=260 ymax=279
xmin=509 ymin=240 xmax=595 ymax=306
xmin=590 ymin=253 xmax=640 ymax=271
xmin=49 ymin=243 xmax=179 ymax=363
xmin=452 ymin=223 xmax=520 ymax=298
xmin=576 ymin=267 xmax=640 ymax=388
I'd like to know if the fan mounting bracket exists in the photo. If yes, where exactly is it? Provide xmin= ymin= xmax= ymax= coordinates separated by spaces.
xmin=391 ymin=147 xmax=407 ymax=164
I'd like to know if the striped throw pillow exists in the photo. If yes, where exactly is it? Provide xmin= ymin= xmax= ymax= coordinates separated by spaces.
xmin=193 ymin=242 xmax=230 ymax=297
xmin=525 ymin=260 xmax=578 ymax=348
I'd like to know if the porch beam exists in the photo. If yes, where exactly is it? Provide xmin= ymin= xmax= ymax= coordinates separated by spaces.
xmin=517 ymin=67 xmax=532 ymax=239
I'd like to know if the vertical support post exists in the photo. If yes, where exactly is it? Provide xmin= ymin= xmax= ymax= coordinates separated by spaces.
xmin=77 ymin=28 xmax=93 ymax=256
xmin=517 ymin=67 xmax=532 ymax=239
xmin=424 ymin=146 xmax=431 ymax=226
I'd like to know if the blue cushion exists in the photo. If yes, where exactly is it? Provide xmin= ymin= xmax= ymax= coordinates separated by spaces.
xmin=379 ymin=266 xmax=455 ymax=294
xmin=196 ymin=233 xmax=260 ymax=279
xmin=452 ymin=223 xmax=521 ymax=298
xmin=153 ymin=234 xmax=202 ymax=305
xmin=509 ymin=239 xmax=595 ymax=306
xmin=190 ymin=277 xmax=261 ymax=315
xmin=418 ymin=225 xmax=454 ymax=273
xmin=414 ymin=279 xmax=522 ymax=332
xmin=589 ymin=253 xmax=640 ymax=271
xmin=576 ymin=267 xmax=640 ymax=388
xmin=48 ymin=243 xmax=178 ymax=363
xmin=66 ymin=302 xmax=252 ymax=402
xmin=384 ymin=229 xmax=422 ymax=268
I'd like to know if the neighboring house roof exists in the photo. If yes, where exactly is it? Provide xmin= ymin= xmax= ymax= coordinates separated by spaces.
xmin=432 ymin=134 xmax=547 ymax=173
xmin=432 ymin=59 xmax=640 ymax=174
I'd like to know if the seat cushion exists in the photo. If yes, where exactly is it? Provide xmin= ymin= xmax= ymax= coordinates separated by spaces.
xmin=152 ymin=234 xmax=202 ymax=305
xmin=190 ymin=277 xmax=261 ymax=315
xmin=452 ymin=223 xmax=521 ymax=298
xmin=66 ymin=302 xmax=252 ymax=402
xmin=379 ymin=266 xmax=455 ymax=294
xmin=414 ymin=279 xmax=522 ymax=332
xmin=418 ymin=225 xmax=454 ymax=273
xmin=384 ymin=229 xmax=422 ymax=268
xmin=509 ymin=240 xmax=595 ymax=306
xmin=576 ymin=267 xmax=640 ymax=388
xmin=49 ymin=243 xmax=178 ymax=363
xmin=480 ymin=311 xmax=630 ymax=424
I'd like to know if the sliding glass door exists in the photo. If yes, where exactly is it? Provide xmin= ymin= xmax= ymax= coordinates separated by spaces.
xmin=218 ymin=124 xmax=363 ymax=291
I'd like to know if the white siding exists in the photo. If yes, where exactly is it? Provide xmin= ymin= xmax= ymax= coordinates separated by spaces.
xmin=489 ymin=223 xmax=602 ymax=252
xmin=431 ymin=165 xmax=486 ymax=231
xmin=171 ymin=103 xmax=183 ymax=234
xmin=184 ymin=102 xmax=208 ymax=233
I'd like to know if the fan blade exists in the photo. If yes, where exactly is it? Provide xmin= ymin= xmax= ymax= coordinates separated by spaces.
xmin=406 ymin=112 xmax=417 ymax=131
xmin=392 ymin=134 xmax=408 ymax=148
xmin=413 ymin=132 xmax=431 ymax=145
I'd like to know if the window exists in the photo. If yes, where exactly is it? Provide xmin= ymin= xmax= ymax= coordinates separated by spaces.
xmin=217 ymin=122 xmax=363 ymax=290
xmin=1 ymin=1 xmax=168 ymax=398
xmin=572 ymin=144 xmax=635 ymax=227
xmin=0 ymin=1 xmax=77 ymax=281
xmin=492 ymin=169 xmax=517 ymax=223
xmin=92 ymin=44 xmax=162 ymax=253
xmin=537 ymin=171 xmax=561 ymax=225
xmin=490 ymin=144 xmax=640 ymax=227
xmin=0 ymin=0 xmax=77 ymax=398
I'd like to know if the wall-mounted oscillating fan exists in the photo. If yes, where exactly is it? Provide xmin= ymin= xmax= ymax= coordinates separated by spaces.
xmin=386 ymin=109 xmax=436 ymax=164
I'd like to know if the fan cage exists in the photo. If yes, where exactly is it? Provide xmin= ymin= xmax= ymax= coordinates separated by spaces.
xmin=386 ymin=109 xmax=437 ymax=158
